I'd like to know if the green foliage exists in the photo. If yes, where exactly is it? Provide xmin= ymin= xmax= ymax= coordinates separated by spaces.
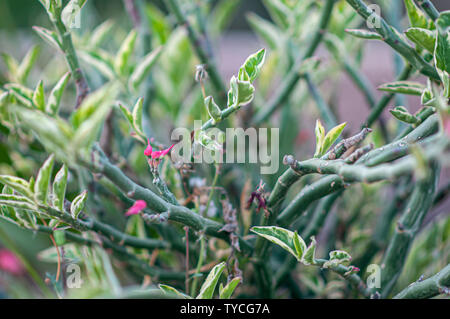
xmin=0 ymin=0 xmax=448 ymax=301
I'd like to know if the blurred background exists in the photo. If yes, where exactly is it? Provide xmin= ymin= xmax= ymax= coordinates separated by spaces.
xmin=0 ymin=0 xmax=449 ymax=298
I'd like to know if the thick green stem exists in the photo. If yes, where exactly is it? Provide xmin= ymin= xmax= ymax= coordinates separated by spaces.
xmin=345 ymin=0 xmax=439 ymax=80
xmin=79 ymin=145 xmax=253 ymax=254
xmin=394 ymin=264 xmax=450 ymax=299
xmin=379 ymin=162 xmax=440 ymax=297
xmin=416 ymin=0 xmax=440 ymax=21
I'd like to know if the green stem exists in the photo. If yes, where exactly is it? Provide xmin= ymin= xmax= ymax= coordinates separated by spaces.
xmin=190 ymin=234 xmax=206 ymax=295
xmin=50 ymin=4 xmax=89 ymax=107
xmin=164 ymin=0 xmax=227 ymax=97
xmin=252 ymin=0 xmax=336 ymax=124
xmin=416 ymin=0 xmax=440 ymax=21
xmin=345 ymin=0 xmax=439 ymax=81
xmin=379 ymin=162 xmax=440 ymax=297
xmin=79 ymin=144 xmax=253 ymax=254
xmin=394 ymin=264 xmax=450 ymax=299
xmin=304 ymin=73 xmax=338 ymax=129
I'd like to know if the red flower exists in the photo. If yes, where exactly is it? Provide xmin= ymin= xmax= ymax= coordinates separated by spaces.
xmin=125 ymin=200 xmax=147 ymax=216
xmin=144 ymin=139 xmax=175 ymax=160
xmin=0 ymin=249 xmax=24 ymax=276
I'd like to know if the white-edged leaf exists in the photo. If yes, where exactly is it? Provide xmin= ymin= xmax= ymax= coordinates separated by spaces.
xmin=196 ymin=262 xmax=226 ymax=299
xmin=52 ymin=165 xmax=68 ymax=211
xmin=70 ymin=190 xmax=87 ymax=220
xmin=219 ymin=277 xmax=241 ymax=299
xmin=34 ymin=154 xmax=55 ymax=204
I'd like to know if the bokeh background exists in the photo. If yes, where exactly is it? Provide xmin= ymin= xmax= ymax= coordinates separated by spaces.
xmin=0 ymin=0 xmax=449 ymax=298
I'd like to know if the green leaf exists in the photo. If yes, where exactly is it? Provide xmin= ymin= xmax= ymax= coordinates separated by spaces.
xmin=32 ymin=80 xmax=45 ymax=111
xmin=71 ymin=84 xmax=117 ymax=129
xmin=71 ymin=84 xmax=117 ymax=150
xmin=293 ymin=231 xmax=307 ymax=261
xmin=210 ymin=0 xmax=240 ymax=35
xmin=70 ymin=190 xmax=87 ymax=220
xmin=32 ymin=26 xmax=61 ymax=50
xmin=117 ymin=102 xmax=133 ymax=126
xmin=238 ymin=49 xmax=266 ymax=83
xmin=114 ymin=29 xmax=137 ymax=76
xmin=159 ymin=284 xmax=191 ymax=299
xmin=345 ymin=29 xmax=382 ymax=40
xmin=390 ymin=106 xmax=419 ymax=124
xmin=262 ymin=0 xmax=291 ymax=29
xmin=302 ymin=236 xmax=317 ymax=265
xmin=0 ymin=91 xmax=10 ymax=108
xmin=250 ymin=226 xmax=299 ymax=259
xmin=129 ymin=46 xmax=163 ymax=90
xmin=1 ymin=53 xmax=19 ymax=80
xmin=18 ymin=45 xmax=40 ymax=84
xmin=404 ymin=0 xmax=429 ymax=29
xmin=219 ymin=277 xmax=241 ymax=299
xmin=196 ymin=262 xmax=226 ymax=299
xmin=47 ymin=72 xmax=71 ymax=115
xmin=78 ymin=50 xmax=115 ymax=80
xmin=323 ymin=250 xmax=352 ymax=268
xmin=61 ymin=0 xmax=87 ymax=29
xmin=15 ymin=108 xmax=73 ymax=161
xmin=34 ymin=154 xmax=55 ymax=205
xmin=5 ymin=83 xmax=34 ymax=107
xmin=90 ymin=20 xmax=114 ymax=48
xmin=247 ymin=13 xmax=281 ymax=50
xmin=204 ymin=96 xmax=222 ymax=123
xmin=0 ymin=175 xmax=33 ymax=198
xmin=314 ymin=119 xmax=325 ymax=158
xmin=227 ymin=76 xmax=255 ymax=108
xmin=404 ymin=27 xmax=436 ymax=53
xmin=321 ymin=122 xmax=347 ymax=156
xmin=378 ymin=81 xmax=425 ymax=95
xmin=435 ymin=11 xmax=450 ymax=75
xmin=0 ymin=194 xmax=37 ymax=211
xmin=52 ymin=165 xmax=68 ymax=211
xmin=132 ymin=98 xmax=144 ymax=137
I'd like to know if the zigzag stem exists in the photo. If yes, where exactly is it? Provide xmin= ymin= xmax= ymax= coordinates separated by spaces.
xmin=270 ymin=113 xmax=439 ymax=224
xmin=278 ymin=134 xmax=447 ymax=226
xmin=394 ymin=263 xmax=450 ymax=299
xmin=79 ymin=144 xmax=253 ymax=254
xmin=345 ymin=0 xmax=439 ymax=81
xmin=379 ymin=162 xmax=441 ymax=297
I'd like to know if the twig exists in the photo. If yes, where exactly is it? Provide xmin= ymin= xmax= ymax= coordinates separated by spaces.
xmin=394 ymin=264 xmax=450 ymax=299
xmin=345 ymin=0 xmax=439 ymax=80
xmin=379 ymin=162 xmax=440 ymax=297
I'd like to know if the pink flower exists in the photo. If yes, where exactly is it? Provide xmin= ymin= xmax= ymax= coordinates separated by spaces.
xmin=144 ymin=139 xmax=175 ymax=159
xmin=144 ymin=139 xmax=153 ymax=156
xmin=125 ymin=200 xmax=147 ymax=216
xmin=151 ymin=144 xmax=175 ymax=159
xmin=0 ymin=249 xmax=24 ymax=276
